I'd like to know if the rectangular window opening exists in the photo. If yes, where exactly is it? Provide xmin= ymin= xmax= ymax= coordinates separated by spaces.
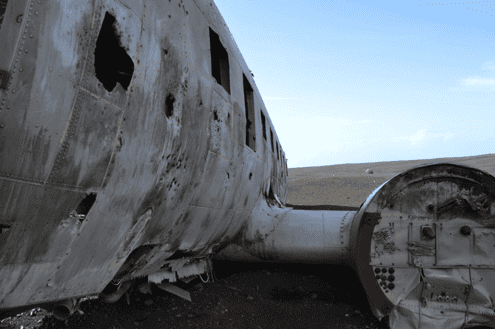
xmin=281 ymin=153 xmax=284 ymax=177
xmin=260 ymin=110 xmax=267 ymax=141
xmin=243 ymin=74 xmax=256 ymax=151
xmin=95 ymin=12 xmax=135 ymax=92
xmin=270 ymin=128 xmax=274 ymax=153
xmin=284 ymin=155 xmax=288 ymax=176
xmin=209 ymin=28 xmax=230 ymax=94
xmin=276 ymin=142 xmax=279 ymax=161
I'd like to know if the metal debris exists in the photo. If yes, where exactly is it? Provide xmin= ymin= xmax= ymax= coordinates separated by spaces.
xmin=157 ymin=283 xmax=192 ymax=302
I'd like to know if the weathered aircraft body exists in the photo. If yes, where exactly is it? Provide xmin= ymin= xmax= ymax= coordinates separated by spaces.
xmin=0 ymin=1 xmax=494 ymax=328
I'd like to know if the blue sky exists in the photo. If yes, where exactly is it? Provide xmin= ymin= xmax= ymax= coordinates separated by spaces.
xmin=213 ymin=0 xmax=495 ymax=168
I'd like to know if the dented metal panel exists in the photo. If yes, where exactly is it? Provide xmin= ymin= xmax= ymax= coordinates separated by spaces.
xmin=472 ymin=228 xmax=495 ymax=266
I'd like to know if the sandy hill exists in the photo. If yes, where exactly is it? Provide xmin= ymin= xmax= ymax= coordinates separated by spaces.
xmin=287 ymin=153 xmax=495 ymax=208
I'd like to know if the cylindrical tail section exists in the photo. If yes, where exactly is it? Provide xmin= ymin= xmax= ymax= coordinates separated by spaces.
xmin=214 ymin=196 xmax=359 ymax=264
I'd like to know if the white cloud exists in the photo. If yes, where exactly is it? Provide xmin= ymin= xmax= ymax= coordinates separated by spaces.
xmin=357 ymin=119 xmax=378 ymax=124
xmin=409 ymin=129 xmax=427 ymax=145
xmin=482 ymin=60 xmax=495 ymax=71
xmin=461 ymin=78 xmax=495 ymax=86
xmin=394 ymin=129 xmax=455 ymax=146
xmin=455 ymin=61 xmax=495 ymax=89
xmin=262 ymin=96 xmax=297 ymax=101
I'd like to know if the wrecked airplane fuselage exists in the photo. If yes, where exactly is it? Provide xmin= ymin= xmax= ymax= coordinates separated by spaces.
xmin=0 ymin=1 xmax=494 ymax=329
xmin=0 ymin=0 xmax=287 ymax=317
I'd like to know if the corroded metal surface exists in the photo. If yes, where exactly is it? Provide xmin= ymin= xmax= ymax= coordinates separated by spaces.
xmin=0 ymin=0 xmax=287 ymax=314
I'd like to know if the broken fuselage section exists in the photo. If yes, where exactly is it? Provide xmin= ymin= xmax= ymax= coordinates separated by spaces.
xmin=0 ymin=0 xmax=287 ymax=318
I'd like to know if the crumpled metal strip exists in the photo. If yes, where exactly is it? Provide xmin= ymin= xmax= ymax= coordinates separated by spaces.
xmin=148 ymin=269 xmax=177 ymax=283
xmin=408 ymin=241 xmax=435 ymax=256
xmin=176 ymin=260 xmax=207 ymax=279
xmin=390 ymin=299 xmax=466 ymax=329
xmin=148 ymin=260 xmax=209 ymax=284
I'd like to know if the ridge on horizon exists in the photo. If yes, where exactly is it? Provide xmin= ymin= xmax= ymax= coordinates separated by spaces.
xmin=288 ymin=152 xmax=495 ymax=170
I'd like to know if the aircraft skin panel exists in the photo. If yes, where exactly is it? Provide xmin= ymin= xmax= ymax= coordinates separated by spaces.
xmin=0 ymin=262 xmax=60 ymax=310
xmin=0 ymin=0 xmax=92 ymax=182
xmin=45 ymin=89 xmax=124 ymax=189
xmin=1 ymin=187 xmax=89 ymax=265
xmin=0 ymin=0 xmax=30 ymax=75
xmin=208 ymin=89 xmax=236 ymax=162
xmin=0 ymin=180 xmax=41 ymax=233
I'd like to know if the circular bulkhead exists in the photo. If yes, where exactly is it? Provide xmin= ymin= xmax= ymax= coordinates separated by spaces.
xmin=350 ymin=162 xmax=495 ymax=327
